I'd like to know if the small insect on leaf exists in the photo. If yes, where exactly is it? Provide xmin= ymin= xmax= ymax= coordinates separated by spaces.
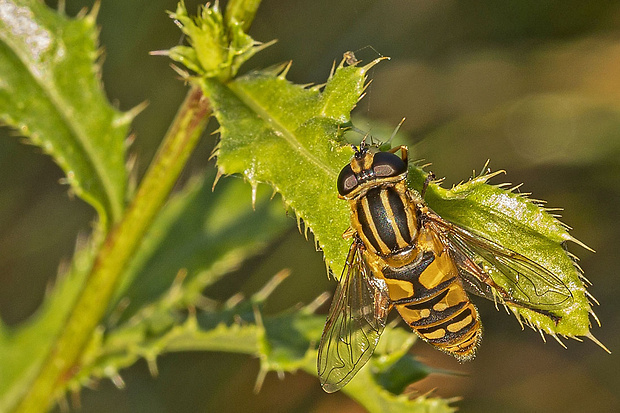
xmin=318 ymin=142 xmax=606 ymax=392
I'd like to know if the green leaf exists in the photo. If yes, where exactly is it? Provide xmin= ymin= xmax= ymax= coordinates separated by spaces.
xmin=55 ymin=166 xmax=441 ymax=410
xmin=371 ymin=328 xmax=429 ymax=395
xmin=0 ymin=0 xmax=130 ymax=227
xmin=0 ymin=2 xmax=132 ymax=407
xmin=78 ymin=280 xmax=452 ymax=413
xmin=408 ymin=167 xmax=598 ymax=341
xmin=262 ymin=316 xmax=453 ymax=413
xmin=206 ymin=59 xmax=384 ymax=278
xmin=374 ymin=355 xmax=432 ymax=395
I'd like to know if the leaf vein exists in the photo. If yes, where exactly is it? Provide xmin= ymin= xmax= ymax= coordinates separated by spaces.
xmin=227 ymin=81 xmax=337 ymax=178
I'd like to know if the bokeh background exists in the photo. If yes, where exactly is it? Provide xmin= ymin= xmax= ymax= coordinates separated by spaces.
xmin=1 ymin=0 xmax=619 ymax=411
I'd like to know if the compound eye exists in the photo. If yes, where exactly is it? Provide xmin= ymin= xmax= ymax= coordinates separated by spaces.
xmin=337 ymin=164 xmax=358 ymax=195
xmin=372 ymin=151 xmax=407 ymax=177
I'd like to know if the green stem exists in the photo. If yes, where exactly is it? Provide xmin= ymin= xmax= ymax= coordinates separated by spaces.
xmin=13 ymin=0 xmax=265 ymax=408
xmin=13 ymin=86 xmax=211 ymax=413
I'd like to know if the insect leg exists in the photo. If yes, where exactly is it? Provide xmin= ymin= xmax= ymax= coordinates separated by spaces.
xmin=421 ymin=171 xmax=435 ymax=198
xmin=387 ymin=145 xmax=408 ymax=164
xmin=342 ymin=227 xmax=356 ymax=240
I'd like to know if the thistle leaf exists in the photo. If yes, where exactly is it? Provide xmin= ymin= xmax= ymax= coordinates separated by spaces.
xmin=60 ymin=175 xmax=444 ymax=412
xmin=409 ymin=167 xmax=598 ymax=340
xmin=0 ymin=1 xmax=132 ymax=409
xmin=108 ymin=173 xmax=291 ymax=323
xmin=0 ymin=0 xmax=130 ymax=228
xmin=0 ymin=234 xmax=102 ymax=412
xmin=68 ymin=173 xmax=291 ymax=390
xmin=205 ymin=59 xmax=384 ymax=278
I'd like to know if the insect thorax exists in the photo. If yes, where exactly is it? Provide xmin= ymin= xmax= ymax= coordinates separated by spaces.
xmin=349 ymin=180 xmax=419 ymax=258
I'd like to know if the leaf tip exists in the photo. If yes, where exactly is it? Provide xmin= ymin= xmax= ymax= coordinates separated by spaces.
xmin=107 ymin=370 xmax=126 ymax=389
xmin=278 ymin=61 xmax=293 ymax=79
xmin=212 ymin=168 xmax=224 ymax=191
xmin=589 ymin=308 xmax=602 ymax=327
xmin=147 ymin=356 xmax=159 ymax=377
xmin=478 ymin=169 xmax=506 ymax=183
xmin=251 ymin=183 xmax=258 ymax=210
xmin=117 ymin=101 xmax=148 ymax=127
xmin=305 ymin=291 xmax=331 ymax=314
xmin=252 ymin=269 xmax=291 ymax=302
xmin=254 ymin=366 xmax=268 ymax=394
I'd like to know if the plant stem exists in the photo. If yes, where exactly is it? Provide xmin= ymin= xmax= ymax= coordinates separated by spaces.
xmin=14 ymin=0 xmax=265 ymax=408
xmin=14 ymin=86 xmax=211 ymax=413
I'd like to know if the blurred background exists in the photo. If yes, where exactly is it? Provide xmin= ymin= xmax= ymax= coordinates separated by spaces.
xmin=1 ymin=0 xmax=618 ymax=411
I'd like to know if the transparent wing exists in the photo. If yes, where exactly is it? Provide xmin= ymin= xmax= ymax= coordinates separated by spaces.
xmin=317 ymin=240 xmax=391 ymax=393
xmin=425 ymin=211 xmax=573 ymax=312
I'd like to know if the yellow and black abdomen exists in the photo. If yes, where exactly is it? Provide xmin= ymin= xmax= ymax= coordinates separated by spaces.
xmin=380 ymin=239 xmax=482 ymax=360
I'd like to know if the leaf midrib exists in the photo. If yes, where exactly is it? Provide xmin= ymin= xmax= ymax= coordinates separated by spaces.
xmin=227 ymin=81 xmax=338 ymax=179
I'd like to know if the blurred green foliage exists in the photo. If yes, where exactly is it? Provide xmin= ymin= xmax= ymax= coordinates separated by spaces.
xmin=1 ymin=0 xmax=618 ymax=412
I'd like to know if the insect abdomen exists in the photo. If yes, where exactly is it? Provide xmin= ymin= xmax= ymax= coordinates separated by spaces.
xmin=382 ymin=249 xmax=481 ymax=360
xmin=400 ymin=293 xmax=480 ymax=360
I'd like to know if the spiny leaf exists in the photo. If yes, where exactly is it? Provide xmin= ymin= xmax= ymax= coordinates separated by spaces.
xmin=205 ymin=59 xmax=383 ymax=278
xmin=107 ymin=173 xmax=291 ymax=323
xmin=409 ymin=166 xmax=599 ymax=342
xmin=76 ymin=276 xmax=451 ymax=413
xmin=0 ymin=0 xmax=130 ymax=228
xmin=0 ymin=233 xmax=102 ymax=412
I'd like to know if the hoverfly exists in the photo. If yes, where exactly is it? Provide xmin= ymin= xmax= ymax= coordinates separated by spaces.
xmin=317 ymin=143 xmax=574 ymax=393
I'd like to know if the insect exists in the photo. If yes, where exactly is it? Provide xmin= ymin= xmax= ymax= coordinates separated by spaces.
xmin=317 ymin=143 xmax=574 ymax=393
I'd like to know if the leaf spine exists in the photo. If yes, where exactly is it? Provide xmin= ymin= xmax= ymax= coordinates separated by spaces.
xmin=305 ymin=292 xmax=330 ymax=313
xmin=589 ymin=309 xmax=602 ymax=327
xmin=278 ymin=60 xmax=293 ymax=79
xmin=585 ymin=290 xmax=600 ymax=306
xmin=212 ymin=168 xmax=224 ymax=191
xmin=550 ymin=333 xmax=567 ymax=349
xmin=328 ymin=60 xmax=337 ymax=79
xmin=251 ymin=183 xmax=257 ymax=210
xmin=147 ymin=356 xmax=159 ymax=377
xmin=361 ymin=56 xmax=390 ymax=72
xmin=584 ymin=332 xmax=611 ymax=354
